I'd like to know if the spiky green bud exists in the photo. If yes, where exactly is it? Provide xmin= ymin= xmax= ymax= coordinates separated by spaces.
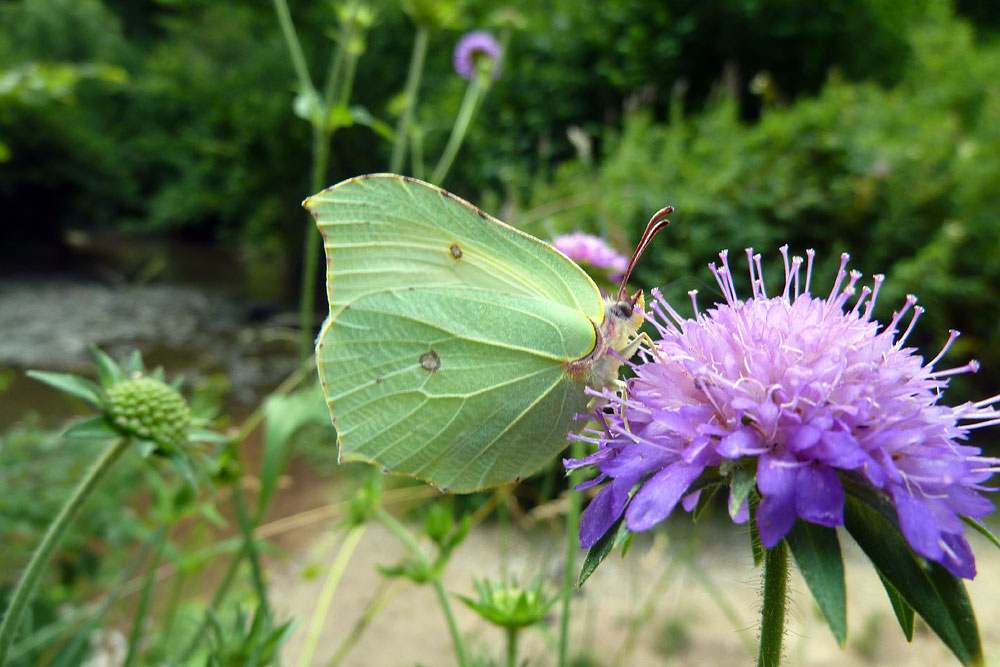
xmin=106 ymin=376 xmax=190 ymax=446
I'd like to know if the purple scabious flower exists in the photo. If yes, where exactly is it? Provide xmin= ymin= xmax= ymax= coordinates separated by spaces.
xmin=566 ymin=246 xmax=1000 ymax=579
xmin=552 ymin=232 xmax=629 ymax=283
xmin=453 ymin=31 xmax=502 ymax=80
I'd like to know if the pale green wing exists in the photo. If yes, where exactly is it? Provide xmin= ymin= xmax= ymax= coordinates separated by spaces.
xmin=304 ymin=173 xmax=605 ymax=323
xmin=318 ymin=287 xmax=595 ymax=492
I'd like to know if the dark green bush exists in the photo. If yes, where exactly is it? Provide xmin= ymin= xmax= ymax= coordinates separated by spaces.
xmin=526 ymin=5 xmax=1000 ymax=406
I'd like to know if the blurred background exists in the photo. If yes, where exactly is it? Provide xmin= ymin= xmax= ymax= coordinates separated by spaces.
xmin=2 ymin=0 xmax=1000 ymax=664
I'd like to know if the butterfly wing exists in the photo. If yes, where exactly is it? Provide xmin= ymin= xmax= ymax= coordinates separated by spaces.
xmin=306 ymin=174 xmax=605 ymax=492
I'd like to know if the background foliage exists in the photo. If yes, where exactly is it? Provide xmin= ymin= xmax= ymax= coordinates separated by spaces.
xmin=2 ymin=0 xmax=1000 ymax=663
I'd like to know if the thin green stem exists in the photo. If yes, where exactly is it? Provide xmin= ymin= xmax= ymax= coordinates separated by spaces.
xmin=299 ymin=123 xmax=330 ymax=360
xmin=178 ymin=541 xmax=244 ymax=660
xmin=123 ymin=530 xmax=167 ymax=667
xmin=376 ymin=508 xmax=467 ymax=667
xmin=160 ymin=567 xmax=187 ymax=648
xmin=430 ymin=73 xmax=486 ymax=185
xmin=757 ymin=540 xmax=789 ymax=667
xmin=298 ymin=524 xmax=367 ymax=667
xmin=232 ymin=479 xmax=270 ymax=622
xmin=326 ymin=578 xmax=401 ymax=667
xmin=390 ymin=25 xmax=429 ymax=173
xmin=0 ymin=436 xmax=131 ymax=664
xmin=558 ymin=439 xmax=584 ymax=667
xmin=29 ymin=524 xmax=164 ymax=667
xmin=270 ymin=0 xmax=316 ymax=98
xmin=505 ymin=626 xmax=520 ymax=667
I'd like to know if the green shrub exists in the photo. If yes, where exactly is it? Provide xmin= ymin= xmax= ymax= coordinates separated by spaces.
xmin=526 ymin=5 xmax=1000 ymax=405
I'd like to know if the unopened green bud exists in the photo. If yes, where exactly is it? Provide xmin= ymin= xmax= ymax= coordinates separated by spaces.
xmin=106 ymin=376 xmax=191 ymax=446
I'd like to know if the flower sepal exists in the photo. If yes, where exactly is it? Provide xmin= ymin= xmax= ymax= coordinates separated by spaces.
xmin=842 ymin=492 xmax=983 ymax=666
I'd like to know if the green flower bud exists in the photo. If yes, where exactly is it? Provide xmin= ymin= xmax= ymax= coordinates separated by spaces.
xmin=106 ymin=376 xmax=191 ymax=446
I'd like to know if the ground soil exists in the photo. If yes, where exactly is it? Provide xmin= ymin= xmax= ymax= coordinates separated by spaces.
xmin=266 ymin=491 xmax=1000 ymax=667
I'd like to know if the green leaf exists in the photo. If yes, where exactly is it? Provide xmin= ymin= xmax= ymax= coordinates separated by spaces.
xmin=729 ymin=466 xmax=755 ymax=519
xmin=843 ymin=494 xmax=982 ymax=666
xmin=748 ymin=492 xmax=765 ymax=567
xmin=878 ymin=572 xmax=915 ymax=641
xmin=126 ymin=350 xmax=145 ymax=376
xmin=326 ymin=103 xmax=354 ymax=132
xmin=692 ymin=483 xmax=720 ymax=521
xmin=62 ymin=415 xmax=119 ymax=440
xmin=91 ymin=346 xmax=123 ymax=386
xmin=258 ymin=384 xmax=330 ymax=518
xmin=961 ymin=516 xmax=1000 ymax=552
xmin=578 ymin=515 xmax=627 ymax=588
xmin=784 ymin=520 xmax=847 ymax=645
xmin=26 ymin=370 xmax=103 ymax=406
xmin=350 ymin=105 xmax=395 ymax=142
xmin=187 ymin=427 xmax=230 ymax=444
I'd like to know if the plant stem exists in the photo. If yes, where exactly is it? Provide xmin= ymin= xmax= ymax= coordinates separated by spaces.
xmin=558 ymin=439 xmax=584 ymax=667
xmin=0 ymin=437 xmax=131 ymax=664
xmin=33 ymin=524 xmax=165 ymax=667
xmin=270 ymin=0 xmax=315 ymax=96
xmin=376 ymin=508 xmax=467 ymax=667
xmin=123 ymin=530 xmax=167 ymax=667
xmin=505 ymin=626 xmax=520 ymax=667
xmin=326 ymin=578 xmax=401 ymax=667
xmin=757 ymin=540 xmax=789 ymax=667
xmin=298 ymin=524 xmax=367 ymax=667
xmin=390 ymin=25 xmax=429 ymax=173
xmin=232 ymin=479 xmax=270 ymax=622
xmin=299 ymin=123 xmax=330 ymax=360
xmin=431 ymin=72 xmax=486 ymax=185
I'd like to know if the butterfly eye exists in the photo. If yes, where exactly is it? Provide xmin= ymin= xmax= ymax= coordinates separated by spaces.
xmin=613 ymin=300 xmax=633 ymax=319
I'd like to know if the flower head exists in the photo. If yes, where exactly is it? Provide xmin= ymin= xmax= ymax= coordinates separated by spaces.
xmin=453 ymin=30 xmax=502 ymax=80
xmin=552 ymin=232 xmax=629 ymax=283
xmin=566 ymin=247 xmax=1000 ymax=578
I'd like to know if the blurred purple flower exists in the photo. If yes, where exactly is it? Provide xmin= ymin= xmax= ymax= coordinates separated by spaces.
xmin=566 ymin=246 xmax=1000 ymax=578
xmin=552 ymin=232 xmax=629 ymax=283
xmin=453 ymin=31 xmax=502 ymax=80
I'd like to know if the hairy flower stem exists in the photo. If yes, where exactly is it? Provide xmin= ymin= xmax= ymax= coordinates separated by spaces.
xmin=376 ymin=508 xmax=468 ymax=667
xmin=390 ymin=25 xmax=429 ymax=173
xmin=558 ymin=439 xmax=584 ymax=667
xmin=298 ymin=524 xmax=367 ymax=667
xmin=758 ymin=540 xmax=789 ymax=667
xmin=0 ymin=437 xmax=131 ymax=663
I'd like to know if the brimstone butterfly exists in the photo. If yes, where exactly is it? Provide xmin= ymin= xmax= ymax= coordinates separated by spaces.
xmin=305 ymin=174 xmax=671 ymax=492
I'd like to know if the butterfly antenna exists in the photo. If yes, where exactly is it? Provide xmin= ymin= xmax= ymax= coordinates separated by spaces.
xmin=618 ymin=205 xmax=673 ymax=301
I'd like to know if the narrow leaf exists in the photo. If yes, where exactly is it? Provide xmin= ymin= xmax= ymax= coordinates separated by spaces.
xmin=578 ymin=516 xmax=627 ymax=588
xmin=692 ymin=483 xmax=720 ymax=521
xmin=843 ymin=494 xmax=981 ymax=665
xmin=785 ymin=520 xmax=847 ymax=645
xmin=961 ymin=516 xmax=1000 ymax=551
xmin=26 ymin=370 xmax=103 ymax=406
xmin=878 ymin=572 xmax=915 ymax=641
xmin=126 ymin=350 xmax=145 ymax=376
xmin=259 ymin=385 xmax=329 ymax=518
xmin=91 ymin=346 xmax=123 ymax=385
xmin=729 ymin=466 xmax=755 ymax=519
xmin=62 ymin=415 xmax=119 ymax=440
xmin=748 ymin=492 xmax=765 ymax=567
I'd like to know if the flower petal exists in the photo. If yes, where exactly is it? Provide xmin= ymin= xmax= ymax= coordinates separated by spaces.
xmin=794 ymin=463 xmax=844 ymax=527
xmin=624 ymin=462 xmax=703 ymax=532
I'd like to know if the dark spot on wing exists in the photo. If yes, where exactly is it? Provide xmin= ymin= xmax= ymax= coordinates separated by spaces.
xmin=375 ymin=376 xmax=383 ymax=384
xmin=419 ymin=350 xmax=441 ymax=372
xmin=476 ymin=208 xmax=487 ymax=219
xmin=450 ymin=243 xmax=463 ymax=260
